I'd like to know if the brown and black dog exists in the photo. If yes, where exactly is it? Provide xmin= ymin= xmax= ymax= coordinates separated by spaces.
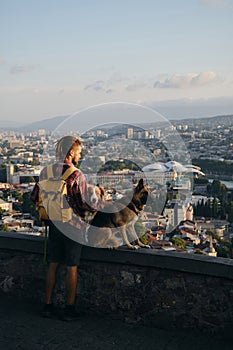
xmin=84 ymin=184 xmax=105 ymax=223
xmin=87 ymin=179 xmax=150 ymax=250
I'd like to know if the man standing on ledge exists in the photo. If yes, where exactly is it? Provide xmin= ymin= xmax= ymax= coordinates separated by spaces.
xmin=37 ymin=136 xmax=94 ymax=321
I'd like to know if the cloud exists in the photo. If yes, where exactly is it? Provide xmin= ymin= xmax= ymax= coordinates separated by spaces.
xmin=84 ymin=74 xmax=157 ymax=94
xmin=84 ymin=80 xmax=105 ymax=92
xmin=191 ymin=71 xmax=221 ymax=86
xmin=83 ymin=71 xmax=222 ymax=95
xmin=10 ymin=64 xmax=38 ymax=74
xmin=105 ymin=88 xmax=114 ymax=94
xmin=154 ymin=71 xmax=220 ymax=89
xmin=125 ymin=81 xmax=147 ymax=92
xmin=84 ymin=80 xmax=114 ymax=93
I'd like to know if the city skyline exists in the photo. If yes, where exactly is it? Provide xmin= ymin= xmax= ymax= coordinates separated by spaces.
xmin=1 ymin=0 xmax=233 ymax=128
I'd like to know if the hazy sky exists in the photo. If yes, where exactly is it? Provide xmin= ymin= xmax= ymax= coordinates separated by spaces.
xmin=0 ymin=0 xmax=233 ymax=126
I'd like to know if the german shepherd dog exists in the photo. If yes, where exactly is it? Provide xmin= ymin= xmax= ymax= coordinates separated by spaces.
xmin=87 ymin=179 xmax=151 ymax=250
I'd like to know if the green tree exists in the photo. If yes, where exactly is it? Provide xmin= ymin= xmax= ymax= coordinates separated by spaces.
xmin=194 ymin=198 xmax=205 ymax=217
xmin=227 ymin=202 xmax=233 ymax=223
xmin=21 ymin=176 xmax=35 ymax=184
xmin=22 ymin=191 xmax=37 ymax=217
xmin=140 ymin=233 xmax=149 ymax=245
xmin=29 ymin=159 xmax=40 ymax=166
xmin=211 ymin=179 xmax=221 ymax=196
xmin=170 ymin=237 xmax=186 ymax=250
xmin=192 ymin=159 xmax=233 ymax=177
xmin=12 ymin=190 xmax=23 ymax=201
xmin=212 ymin=197 xmax=218 ymax=218
xmin=0 ymin=223 xmax=11 ymax=232
xmin=0 ymin=165 xmax=6 ymax=182
xmin=217 ymin=246 xmax=230 ymax=258
xmin=194 ymin=176 xmax=209 ymax=184
xmin=204 ymin=201 xmax=211 ymax=217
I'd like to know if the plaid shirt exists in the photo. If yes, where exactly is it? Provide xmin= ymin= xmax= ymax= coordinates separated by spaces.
xmin=40 ymin=161 xmax=94 ymax=230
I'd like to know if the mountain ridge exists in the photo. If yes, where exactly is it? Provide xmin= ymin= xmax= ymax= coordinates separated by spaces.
xmin=0 ymin=113 xmax=233 ymax=132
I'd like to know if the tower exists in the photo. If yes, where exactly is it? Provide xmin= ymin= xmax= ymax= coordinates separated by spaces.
xmin=127 ymin=128 xmax=134 ymax=139
xmin=6 ymin=164 xmax=14 ymax=184
xmin=208 ymin=234 xmax=217 ymax=257
xmin=186 ymin=203 xmax=193 ymax=221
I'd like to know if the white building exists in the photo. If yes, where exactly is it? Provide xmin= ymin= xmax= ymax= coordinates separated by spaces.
xmin=163 ymin=200 xmax=188 ymax=228
xmin=0 ymin=199 xmax=12 ymax=212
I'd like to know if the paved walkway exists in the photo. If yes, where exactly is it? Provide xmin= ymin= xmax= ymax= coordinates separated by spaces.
xmin=0 ymin=294 xmax=232 ymax=350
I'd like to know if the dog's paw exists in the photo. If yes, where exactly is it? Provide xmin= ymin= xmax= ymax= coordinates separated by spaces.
xmin=127 ymin=244 xmax=136 ymax=250
xmin=137 ymin=242 xmax=151 ymax=248
xmin=106 ymin=246 xmax=114 ymax=250
xmin=143 ymin=244 xmax=151 ymax=249
xmin=105 ymin=244 xmax=118 ymax=250
xmin=128 ymin=245 xmax=140 ymax=250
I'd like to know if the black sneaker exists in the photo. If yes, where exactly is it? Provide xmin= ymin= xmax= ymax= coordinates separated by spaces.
xmin=42 ymin=303 xmax=56 ymax=318
xmin=61 ymin=305 xmax=84 ymax=322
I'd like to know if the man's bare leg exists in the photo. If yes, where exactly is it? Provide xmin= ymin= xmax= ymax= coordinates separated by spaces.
xmin=66 ymin=266 xmax=78 ymax=305
xmin=45 ymin=262 xmax=59 ymax=304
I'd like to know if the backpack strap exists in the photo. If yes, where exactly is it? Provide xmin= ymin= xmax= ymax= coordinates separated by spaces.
xmin=45 ymin=164 xmax=77 ymax=181
xmin=47 ymin=164 xmax=54 ymax=179
xmin=61 ymin=166 xmax=77 ymax=181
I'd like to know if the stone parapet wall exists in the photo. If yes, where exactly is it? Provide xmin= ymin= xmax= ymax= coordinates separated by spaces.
xmin=1 ymin=232 xmax=233 ymax=333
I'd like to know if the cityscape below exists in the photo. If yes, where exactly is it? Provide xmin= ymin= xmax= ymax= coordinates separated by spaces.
xmin=0 ymin=113 xmax=233 ymax=259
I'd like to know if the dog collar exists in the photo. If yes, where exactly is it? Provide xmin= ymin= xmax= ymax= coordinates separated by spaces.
xmin=127 ymin=201 xmax=141 ymax=215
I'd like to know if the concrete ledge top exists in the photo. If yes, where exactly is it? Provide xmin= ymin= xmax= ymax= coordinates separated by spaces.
xmin=1 ymin=231 xmax=233 ymax=280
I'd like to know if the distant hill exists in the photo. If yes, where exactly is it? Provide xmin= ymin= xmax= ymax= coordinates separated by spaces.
xmin=139 ymin=114 xmax=233 ymax=129
xmin=1 ymin=113 xmax=233 ymax=133
xmin=171 ymin=114 xmax=233 ymax=126
xmin=16 ymin=115 xmax=68 ymax=132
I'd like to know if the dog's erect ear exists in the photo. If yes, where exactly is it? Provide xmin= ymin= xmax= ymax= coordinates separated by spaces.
xmin=137 ymin=178 xmax=144 ymax=190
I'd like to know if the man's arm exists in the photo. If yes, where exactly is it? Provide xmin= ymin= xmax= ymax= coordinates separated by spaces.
xmin=69 ymin=171 xmax=95 ymax=217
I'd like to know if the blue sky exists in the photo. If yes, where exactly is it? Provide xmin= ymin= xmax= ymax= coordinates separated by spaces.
xmin=0 ymin=0 xmax=233 ymax=125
